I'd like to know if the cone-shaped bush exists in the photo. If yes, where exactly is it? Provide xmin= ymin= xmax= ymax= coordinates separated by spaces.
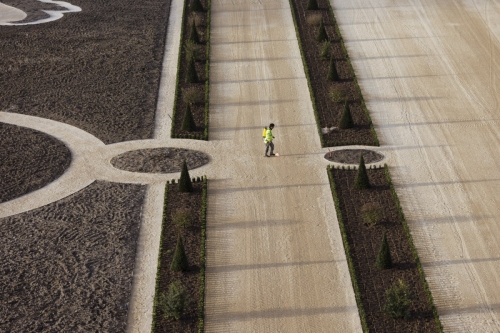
xmin=170 ymin=234 xmax=189 ymax=272
xmin=307 ymin=0 xmax=318 ymax=10
xmin=328 ymin=56 xmax=339 ymax=81
xmin=181 ymin=104 xmax=196 ymax=132
xmin=190 ymin=0 xmax=204 ymax=12
xmin=376 ymin=232 xmax=392 ymax=269
xmin=338 ymin=101 xmax=354 ymax=129
xmin=317 ymin=19 xmax=328 ymax=42
xmin=179 ymin=160 xmax=193 ymax=192
xmin=186 ymin=56 xmax=199 ymax=83
xmin=189 ymin=20 xmax=200 ymax=44
xmin=354 ymin=155 xmax=371 ymax=190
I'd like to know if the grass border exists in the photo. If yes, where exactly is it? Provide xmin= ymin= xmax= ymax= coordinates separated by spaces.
xmin=170 ymin=0 xmax=211 ymax=140
xmin=327 ymin=166 xmax=369 ymax=332
xmin=384 ymin=164 xmax=443 ymax=332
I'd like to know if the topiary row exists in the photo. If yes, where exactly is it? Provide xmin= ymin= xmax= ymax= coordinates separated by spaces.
xmin=170 ymin=0 xmax=211 ymax=140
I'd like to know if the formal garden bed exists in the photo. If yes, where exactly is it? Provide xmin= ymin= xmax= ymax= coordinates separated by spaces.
xmin=170 ymin=0 xmax=211 ymax=140
xmin=152 ymin=168 xmax=207 ymax=333
xmin=288 ymin=0 xmax=378 ymax=147
xmin=328 ymin=163 xmax=442 ymax=332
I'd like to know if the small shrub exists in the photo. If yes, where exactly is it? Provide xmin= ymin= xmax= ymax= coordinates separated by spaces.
xmin=197 ymin=176 xmax=201 ymax=182
xmin=317 ymin=19 xmax=328 ymax=42
xmin=179 ymin=160 xmax=193 ymax=192
xmin=375 ymin=232 xmax=392 ymax=269
xmin=384 ymin=279 xmax=412 ymax=319
xmin=172 ymin=208 xmax=192 ymax=229
xmin=354 ymin=155 xmax=370 ymax=189
xmin=306 ymin=13 xmax=322 ymax=26
xmin=319 ymin=41 xmax=330 ymax=60
xmin=171 ymin=234 xmax=189 ymax=272
xmin=361 ymin=202 xmax=384 ymax=227
xmin=181 ymin=104 xmax=197 ymax=132
xmin=339 ymin=101 xmax=354 ymax=129
xmin=186 ymin=56 xmax=199 ymax=83
xmin=329 ymin=87 xmax=345 ymax=103
xmin=185 ymin=40 xmax=203 ymax=62
xmin=189 ymin=20 xmax=200 ymax=44
xmin=327 ymin=56 xmax=339 ymax=81
xmin=307 ymin=0 xmax=318 ymax=10
xmin=190 ymin=0 xmax=204 ymax=12
xmin=159 ymin=281 xmax=187 ymax=320
xmin=183 ymin=86 xmax=204 ymax=105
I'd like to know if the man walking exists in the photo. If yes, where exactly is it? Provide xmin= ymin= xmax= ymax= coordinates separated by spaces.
xmin=264 ymin=123 xmax=275 ymax=157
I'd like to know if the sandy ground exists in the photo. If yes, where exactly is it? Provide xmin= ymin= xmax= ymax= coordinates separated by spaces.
xmin=0 ymin=2 xmax=25 ymax=23
xmin=332 ymin=0 xmax=500 ymax=330
xmin=203 ymin=0 xmax=361 ymax=331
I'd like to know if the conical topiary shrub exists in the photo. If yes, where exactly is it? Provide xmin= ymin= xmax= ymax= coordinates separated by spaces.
xmin=376 ymin=232 xmax=392 ymax=269
xmin=186 ymin=56 xmax=199 ymax=83
xmin=179 ymin=160 xmax=193 ymax=193
xmin=338 ymin=101 xmax=354 ymax=129
xmin=327 ymin=56 xmax=339 ymax=81
xmin=307 ymin=0 xmax=318 ymax=10
xmin=189 ymin=20 xmax=200 ymax=44
xmin=190 ymin=0 xmax=204 ymax=12
xmin=170 ymin=234 xmax=189 ymax=272
xmin=181 ymin=104 xmax=196 ymax=132
xmin=317 ymin=19 xmax=328 ymax=42
xmin=354 ymin=155 xmax=371 ymax=190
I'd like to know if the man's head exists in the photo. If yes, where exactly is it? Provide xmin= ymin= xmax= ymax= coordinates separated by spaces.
xmin=269 ymin=123 xmax=275 ymax=129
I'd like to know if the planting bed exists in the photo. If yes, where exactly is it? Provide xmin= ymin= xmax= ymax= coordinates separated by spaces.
xmin=0 ymin=123 xmax=71 ymax=203
xmin=324 ymin=149 xmax=383 ymax=164
xmin=0 ymin=181 xmax=145 ymax=332
xmin=171 ymin=0 xmax=210 ymax=139
xmin=329 ymin=167 xmax=440 ymax=332
xmin=152 ymin=180 xmax=206 ymax=333
xmin=289 ymin=0 xmax=377 ymax=146
xmin=0 ymin=0 xmax=172 ymax=144
xmin=111 ymin=148 xmax=210 ymax=174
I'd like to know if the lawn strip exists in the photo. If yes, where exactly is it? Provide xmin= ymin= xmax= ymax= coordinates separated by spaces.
xmin=152 ymin=178 xmax=206 ymax=332
xmin=327 ymin=165 xmax=440 ymax=332
xmin=288 ymin=0 xmax=378 ymax=146
xmin=171 ymin=0 xmax=211 ymax=140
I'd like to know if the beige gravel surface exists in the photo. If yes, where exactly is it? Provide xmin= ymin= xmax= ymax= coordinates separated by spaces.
xmin=204 ymin=0 xmax=361 ymax=332
xmin=333 ymin=0 xmax=500 ymax=330
xmin=0 ymin=2 xmax=25 ymax=24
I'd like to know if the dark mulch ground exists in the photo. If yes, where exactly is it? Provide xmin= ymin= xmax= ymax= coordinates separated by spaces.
xmin=153 ymin=183 xmax=204 ymax=333
xmin=0 ymin=123 xmax=71 ymax=203
xmin=330 ymin=168 xmax=438 ymax=332
xmin=111 ymin=148 xmax=210 ymax=174
xmin=290 ymin=0 xmax=377 ymax=146
xmin=324 ymin=149 xmax=384 ymax=165
xmin=0 ymin=181 xmax=145 ymax=332
xmin=0 ymin=0 xmax=172 ymax=144
xmin=172 ymin=1 xmax=209 ymax=139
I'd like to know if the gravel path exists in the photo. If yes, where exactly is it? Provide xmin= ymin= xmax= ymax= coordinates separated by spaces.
xmin=333 ymin=0 xmax=500 ymax=330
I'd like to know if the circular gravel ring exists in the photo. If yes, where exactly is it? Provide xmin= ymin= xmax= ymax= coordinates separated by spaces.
xmin=111 ymin=148 xmax=210 ymax=174
xmin=324 ymin=149 xmax=384 ymax=164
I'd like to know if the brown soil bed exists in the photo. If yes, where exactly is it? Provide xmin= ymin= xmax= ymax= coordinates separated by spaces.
xmin=0 ymin=181 xmax=145 ymax=332
xmin=329 ymin=168 xmax=438 ymax=332
xmin=289 ymin=0 xmax=377 ymax=147
xmin=0 ymin=123 xmax=71 ymax=203
xmin=171 ymin=0 xmax=209 ymax=139
xmin=111 ymin=148 xmax=210 ymax=174
xmin=324 ymin=149 xmax=384 ymax=164
xmin=0 ymin=0 xmax=172 ymax=144
xmin=153 ymin=182 xmax=204 ymax=333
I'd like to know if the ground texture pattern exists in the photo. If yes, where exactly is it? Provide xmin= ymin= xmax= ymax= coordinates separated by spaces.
xmin=0 ymin=181 xmax=145 ymax=332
